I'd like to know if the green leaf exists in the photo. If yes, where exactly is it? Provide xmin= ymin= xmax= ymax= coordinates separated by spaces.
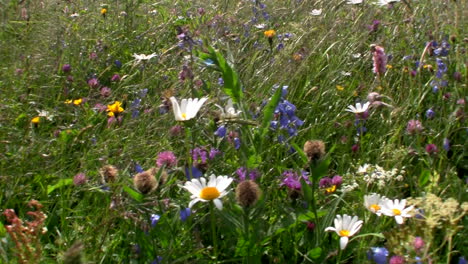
xmin=291 ymin=143 xmax=309 ymax=164
xmin=311 ymin=158 xmax=331 ymax=182
xmin=308 ymin=247 xmax=322 ymax=259
xmin=47 ymin=179 xmax=73 ymax=194
xmin=0 ymin=221 xmax=5 ymax=236
xmin=123 ymin=185 xmax=143 ymax=202
xmin=300 ymin=177 xmax=313 ymax=205
xmin=196 ymin=46 xmax=243 ymax=103
xmin=419 ymin=169 xmax=430 ymax=187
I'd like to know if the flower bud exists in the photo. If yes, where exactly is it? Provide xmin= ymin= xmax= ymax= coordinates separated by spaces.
xmin=303 ymin=140 xmax=326 ymax=162
xmin=134 ymin=169 xmax=158 ymax=194
xmin=235 ymin=180 xmax=261 ymax=208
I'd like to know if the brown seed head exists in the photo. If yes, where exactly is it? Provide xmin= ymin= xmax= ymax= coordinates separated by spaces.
xmin=134 ymin=169 xmax=158 ymax=194
xmin=100 ymin=165 xmax=119 ymax=184
xmin=235 ymin=180 xmax=261 ymax=208
xmin=63 ymin=241 xmax=84 ymax=264
xmin=303 ymin=140 xmax=326 ymax=162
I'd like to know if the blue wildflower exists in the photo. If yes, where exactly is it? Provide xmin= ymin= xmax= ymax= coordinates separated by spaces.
xmin=214 ymin=125 xmax=227 ymax=138
xmin=150 ymin=214 xmax=160 ymax=227
xmin=443 ymin=138 xmax=450 ymax=151
xmin=185 ymin=166 xmax=203 ymax=180
xmin=459 ymin=256 xmax=467 ymax=264
xmin=234 ymin=137 xmax=241 ymax=150
xmin=367 ymin=247 xmax=389 ymax=264
xmin=426 ymin=108 xmax=435 ymax=119
xmin=180 ymin=208 xmax=191 ymax=221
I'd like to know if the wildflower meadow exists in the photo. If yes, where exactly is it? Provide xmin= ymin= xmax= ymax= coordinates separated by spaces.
xmin=1 ymin=0 xmax=467 ymax=263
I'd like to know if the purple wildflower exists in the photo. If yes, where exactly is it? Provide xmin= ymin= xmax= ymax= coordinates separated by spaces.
xmin=87 ymin=78 xmax=99 ymax=88
xmin=425 ymin=144 xmax=438 ymax=155
xmin=111 ymin=74 xmax=121 ymax=82
xmin=73 ymin=173 xmax=87 ymax=186
xmin=371 ymin=45 xmax=387 ymax=76
xmin=156 ymin=151 xmax=177 ymax=168
xmin=331 ymin=175 xmax=343 ymax=186
xmin=100 ymin=86 xmax=112 ymax=97
xmin=319 ymin=177 xmax=332 ymax=188
xmin=413 ymin=237 xmax=424 ymax=251
xmin=406 ymin=120 xmax=424 ymax=135
xmin=62 ymin=64 xmax=72 ymax=73
xmin=192 ymin=147 xmax=208 ymax=164
xmin=169 ymin=125 xmax=183 ymax=137
xmin=281 ymin=170 xmax=310 ymax=190
xmin=389 ymin=255 xmax=405 ymax=264
xmin=209 ymin=148 xmax=222 ymax=159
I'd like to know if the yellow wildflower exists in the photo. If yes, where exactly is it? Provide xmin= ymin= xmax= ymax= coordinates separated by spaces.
xmin=264 ymin=29 xmax=276 ymax=38
xmin=65 ymin=99 xmax=73 ymax=104
xmin=101 ymin=8 xmax=107 ymax=15
xmin=293 ymin=53 xmax=302 ymax=61
xmin=386 ymin=64 xmax=393 ymax=69
xmin=31 ymin=116 xmax=40 ymax=124
xmin=107 ymin=101 xmax=124 ymax=117
xmin=73 ymin=98 xmax=83 ymax=105
xmin=336 ymin=85 xmax=344 ymax=91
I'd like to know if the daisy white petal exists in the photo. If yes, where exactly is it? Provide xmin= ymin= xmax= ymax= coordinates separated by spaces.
xmin=181 ymin=175 xmax=233 ymax=210
xmin=213 ymin=199 xmax=223 ymax=210
xmin=340 ymin=236 xmax=349 ymax=250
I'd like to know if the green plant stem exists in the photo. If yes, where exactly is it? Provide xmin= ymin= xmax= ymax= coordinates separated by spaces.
xmin=185 ymin=124 xmax=193 ymax=179
xmin=337 ymin=248 xmax=343 ymax=264
xmin=210 ymin=203 xmax=218 ymax=259
xmin=243 ymin=207 xmax=250 ymax=261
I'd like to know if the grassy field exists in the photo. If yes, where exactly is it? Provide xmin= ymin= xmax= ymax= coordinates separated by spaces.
xmin=0 ymin=0 xmax=467 ymax=263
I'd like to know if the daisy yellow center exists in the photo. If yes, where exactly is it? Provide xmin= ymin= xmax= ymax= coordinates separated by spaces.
xmin=200 ymin=187 xmax=220 ymax=200
xmin=181 ymin=113 xmax=187 ymax=119
xmin=370 ymin=204 xmax=381 ymax=211
xmin=339 ymin=230 xmax=350 ymax=237
xmin=392 ymin=209 xmax=401 ymax=215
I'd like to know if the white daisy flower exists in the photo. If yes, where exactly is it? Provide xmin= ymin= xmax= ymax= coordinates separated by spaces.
xmin=375 ymin=0 xmax=400 ymax=6
xmin=310 ymin=9 xmax=322 ymax=16
xmin=169 ymin=97 xmax=208 ymax=121
xmin=132 ymin=53 xmax=157 ymax=62
xmin=381 ymin=198 xmax=414 ymax=224
xmin=347 ymin=0 xmax=363 ymax=4
xmin=254 ymin=23 xmax=267 ymax=29
xmin=364 ymin=193 xmax=387 ymax=216
xmin=345 ymin=102 xmax=370 ymax=114
xmin=325 ymin=214 xmax=363 ymax=250
xmin=357 ymin=164 xmax=371 ymax=174
xmin=182 ymin=174 xmax=233 ymax=210
xmin=215 ymin=99 xmax=242 ymax=120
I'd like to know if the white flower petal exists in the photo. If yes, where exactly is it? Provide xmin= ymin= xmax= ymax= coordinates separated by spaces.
xmin=213 ymin=198 xmax=223 ymax=210
xmin=340 ymin=236 xmax=349 ymax=250
xmin=395 ymin=215 xmax=404 ymax=224
xmin=170 ymin=97 xmax=182 ymax=121
xmin=215 ymin=176 xmax=233 ymax=193
xmin=189 ymin=198 xmax=202 ymax=208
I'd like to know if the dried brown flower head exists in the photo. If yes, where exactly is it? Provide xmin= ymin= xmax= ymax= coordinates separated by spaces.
xmin=134 ymin=169 xmax=158 ymax=194
xmin=99 ymin=165 xmax=119 ymax=184
xmin=63 ymin=241 xmax=84 ymax=264
xmin=235 ymin=180 xmax=261 ymax=208
xmin=303 ymin=140 xmax=326 ymax=162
